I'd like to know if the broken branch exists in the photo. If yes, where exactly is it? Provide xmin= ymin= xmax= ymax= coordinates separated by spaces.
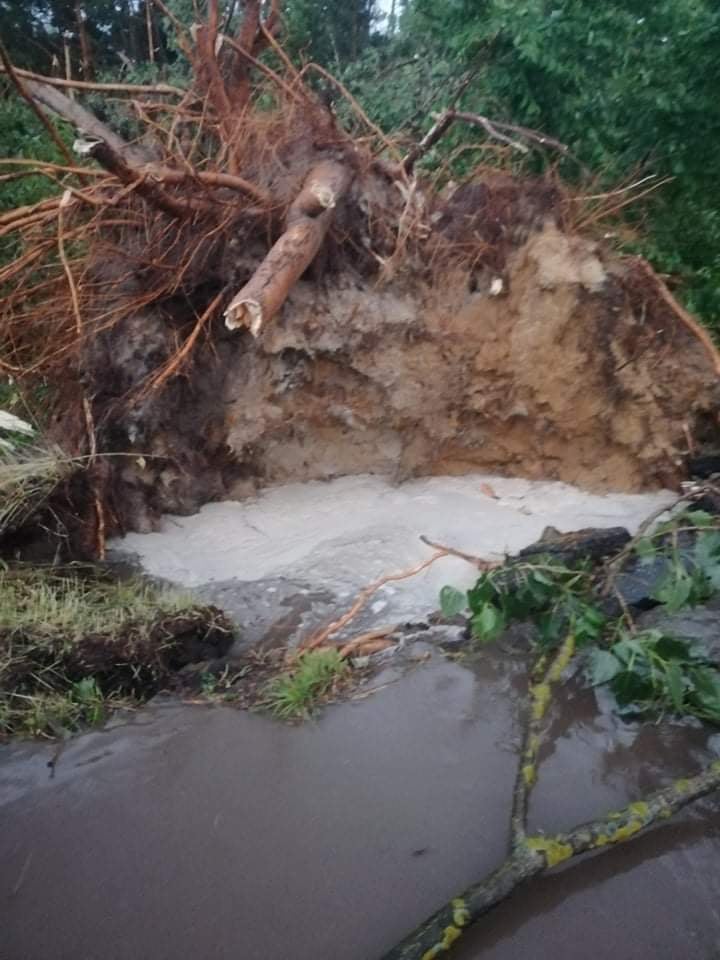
xmin=382 ymin=759 xmax=720 ymax=960
xmin=22 ymin=79 xmax=149 ymax=165
xmin=402 ymin=109 xmax=572 ymax=174
xmin=0 ymin=63 xmax=184 ymax=96
xmin=510 ymin=634 xmax=576 ymax=847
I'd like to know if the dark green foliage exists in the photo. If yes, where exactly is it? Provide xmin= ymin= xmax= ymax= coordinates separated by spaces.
xmin=0 ymin=93 xmax=73 ymax=213
xmin=594 ymin=512 xmax=720 ymax=724
xmin=637 ymin=511 xmax=720 ymax=610
xmin=588 ymin=630 xmax=720 ymax=724
xmin=0 ymin=92 xmax=76 ymax=266
xmin=443 ymin=510 xmax=720 ymax=726
xmin=445 ymin=556 xmax=605 ymax=648
xmin=346 ymin=0 xmax=720 ymax=333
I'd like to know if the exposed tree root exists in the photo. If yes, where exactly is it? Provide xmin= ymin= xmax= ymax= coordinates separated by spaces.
xmin=300 ymin=550 xmax=452 ymax=654
xmin=1 ymin=0 xmax=718 ymax=550
xmin=224 ymin=159 xmax=353 ymax=335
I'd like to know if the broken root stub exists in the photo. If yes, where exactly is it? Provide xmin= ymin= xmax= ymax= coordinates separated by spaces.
xmin=224 ymin=159 xmax=353 ymax=336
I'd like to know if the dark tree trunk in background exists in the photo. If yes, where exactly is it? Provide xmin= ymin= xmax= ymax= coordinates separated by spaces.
xmin=74 ymin=1 xmax=94 ymax=79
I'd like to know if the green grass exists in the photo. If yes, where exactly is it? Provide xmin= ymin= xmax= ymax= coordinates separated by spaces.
xmin=263 ymin=648 xmax=349 ymax=720
xmin=0 ymin=569 xmax=192 ymax=638
xmin=3 ymin=678 xmax=113 ymax=739
xmin=0 ymin=568 xmax=196 ymax=738
xmin=0 ymin=439 xmax=73 ymax=535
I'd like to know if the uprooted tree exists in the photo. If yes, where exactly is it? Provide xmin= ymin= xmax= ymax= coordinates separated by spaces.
xmin=1 ymin=1 xmax=719 ymax=554
xmin=1 ymin=4 xmax=720 ymax=952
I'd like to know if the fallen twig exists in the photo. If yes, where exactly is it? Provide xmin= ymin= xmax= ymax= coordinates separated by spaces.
xmin=0 ymin=63 xmax=185 ymax=96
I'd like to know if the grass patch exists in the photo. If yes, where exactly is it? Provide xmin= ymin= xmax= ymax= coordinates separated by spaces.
xmin=0 ymin=439 xmax=73 ymax=536
xmin=0 ymin=566 xmax=232 ymax=739
xmin=0 ymin=568 xmax=193 ymax=636
xmin=262 ymin=648 xmax=349 ymax=720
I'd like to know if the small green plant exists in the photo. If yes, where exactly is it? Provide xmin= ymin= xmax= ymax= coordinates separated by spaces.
xmin=263 ymin=649 xmax=349 ymax=720
xmin=5 ymin=678 xmax=111 ymax=739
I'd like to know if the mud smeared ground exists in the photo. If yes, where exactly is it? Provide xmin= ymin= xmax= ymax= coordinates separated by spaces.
xmin=2 ymin=654 xmax=719 ymax=960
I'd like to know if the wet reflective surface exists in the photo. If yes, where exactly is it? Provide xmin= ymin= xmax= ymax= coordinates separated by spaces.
xmin=2 ymin=651 xmax=719 ymax=960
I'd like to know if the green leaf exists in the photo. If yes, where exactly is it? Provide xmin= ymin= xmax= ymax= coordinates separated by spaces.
xmin=439 ymin=585 xmax=467 ymax=618
xmin=654 ymin=634 xmax=692 ymax=662
xmin=612 ymin=636 xmax=646 ymax=664
xmin=634 ymin=538 xmax=657 ymax=563
xmin=652 ymin=573 xmax=693 ymax=612
xmin=685 ymin=510 xmax=715 ymax=528
xmin=610 ymin=670 xmax=654 ymax=707
xmin=470 ymin=603 xmax=505 ymax=643
xmin=693 ymin=531 xmax=720 ymax=569
xmin=467 ymin=577 xmax=498 ymax=611
xmin=588 ymin=648 xmax=622 ymax=686
xmin=687 ymin=667 xmax=720 ymax=723
xmin=689 ymin=666 xmax=720 ymax=709
xmin=536 ymin=613 xmax=562 ymax=647
xmin=664 ymin=661 xmax=685 ymax=712
xmin=575 ymin=604 xmax=606 ymax=644
xmin=708 ymin=565 xmax=720 ymax=591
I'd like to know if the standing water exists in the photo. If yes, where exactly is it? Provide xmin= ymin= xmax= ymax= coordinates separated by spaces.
xmin=2 ymin=474 xmax=719 ymax=959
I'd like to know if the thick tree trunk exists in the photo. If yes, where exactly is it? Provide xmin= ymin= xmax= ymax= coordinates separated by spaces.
xmin=224 ymin=160 xmax=353 ymax=335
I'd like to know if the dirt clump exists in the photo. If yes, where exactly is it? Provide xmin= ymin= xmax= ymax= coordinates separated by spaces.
xmin=222 ymin=219 xmax=719 ymax=497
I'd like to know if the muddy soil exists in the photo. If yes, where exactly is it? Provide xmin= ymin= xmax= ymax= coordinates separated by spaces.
xmin=86 ymin=181 xmax=720 ymax=533
xmin=219 ymin=224 xmax=720 ymax=501
xmin=1 ymin=651 xmax=719 ymax=960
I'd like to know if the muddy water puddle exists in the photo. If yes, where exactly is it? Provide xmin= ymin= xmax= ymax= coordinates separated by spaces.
xmin=4 ymin=474 xmax=719 ymax=958
xmin=2 ymin=648 xmax=719 ymax=960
